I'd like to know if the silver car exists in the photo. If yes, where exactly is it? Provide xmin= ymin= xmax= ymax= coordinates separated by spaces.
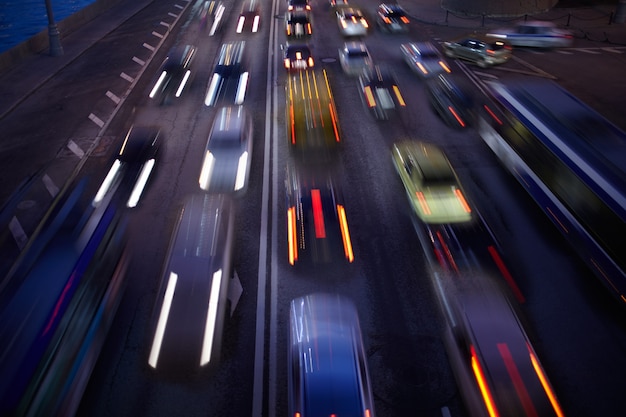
xmin=443 ymin=35 xmax=512 ymax=68
xmin=487 ymin=21 xmax=574 ymax=48
xmin=401 ymin=42 xmax=451 ymax=79
xmin=339 ymin=41 xmax=374 ymax=76
xmin=199 ymin=106 xmax=253 ymax=194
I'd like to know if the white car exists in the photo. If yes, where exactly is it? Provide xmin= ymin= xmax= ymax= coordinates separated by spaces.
xmin=339 ymin=41 xmax=373 ymax=76
xmin=336 ymin=6 xmax=369 ymax=37
xmin=199 ymin=106 xmax=253 ymax=194
xmin=487 ymin=21 xmax=573 ymax=48
xmin=400 ymin=42 xmax=451 ymax=79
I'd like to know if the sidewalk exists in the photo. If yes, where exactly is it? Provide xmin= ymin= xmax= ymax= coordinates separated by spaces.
xmin=400 ymin=0 xmax=626 ymax=45
xmin=0 ymin=0 xmax=154 ymax=121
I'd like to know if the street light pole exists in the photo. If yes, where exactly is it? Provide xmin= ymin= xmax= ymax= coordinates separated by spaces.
xmin=44 ymin=0 xmax=64 ymax=56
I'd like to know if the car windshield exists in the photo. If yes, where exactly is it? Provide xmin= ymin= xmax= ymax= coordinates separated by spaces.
xmin=348 ymin=50 xmax=368 ymax=58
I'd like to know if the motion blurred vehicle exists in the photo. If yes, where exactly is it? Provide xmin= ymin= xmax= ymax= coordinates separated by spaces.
xmin=93 ymin=126 xmax=161 ymax=208
xmin=329 ymin=0 xmax=349 ymax=6
xmin=289 ymin=293 xmax=376 ymax=417
xmin=392 ymin=141 xmax=472 ymax=224
xmin=148 ymin=193 xmax=234 ymax=372
xmin=236 ymin=0 xmax=261 ymax=33
xmin=336 ymin=6 xmax=369 ymax=37
xmin=359 ymin=65 xmax=406 ymax=120
xmin=283 ymin=43 xmax=315 ymax=71
xmin=426 ymin=74 xmax=475 ymax=128
xmin=288 ymin=0 xmax=311 ymax=11
xmin=443 ymin=35 xmax=512 ymax=68
xmin=339 ymin=41 xmax=374 ymax=76
xmin=149 ymin=44 xmax=197 ymax=104
xmin=204 ymin=41 xmax=249 ymax=107
xmin=478 ymin=78 xmax=626 ymax=303
xmin=286 ymin=69 xmax=341 ymax=161
xmin=285 ymin=10 xmax=312 ymax=39
xmin=286 ymin=165 xmax=354 ymax=266
xmin=198 ymin=0 xmax=225 ymax=36
xmin=0 ymin=178 xmax=128 ymax=416
xmin=376 ymin=3 xmax=410 ymax=33
xmin=199 ymin=106 xmax=253 ymax=194
xmin=488 ymin=20 xmax=573 ymax=48
xmin=401 ymin=41 xmax=451 ymax=79
xmin=442 ymin=280 xmax=565 ymax=417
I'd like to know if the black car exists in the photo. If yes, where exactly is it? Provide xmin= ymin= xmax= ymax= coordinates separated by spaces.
xmin=149 ymin=45 xmax=197 ymax=104
xmin=376 ymin=3 xmax=410 ymax=33
xmin=204 ymin=41 xmax=249 ymax=107
xmin=283 ymin=43 xmax=314 ymax=71
xmin=285 ymin=164 xmax=354 ymax=266
xmin=426 ymin=74 xmax=475 ymax=128
xmin=93 ymin=126 xmax=162 ymax=208
xmin=359 ymin=65 xmax=406 ymax=120
xmin=285 ymin=10 xmax=312 ymax=39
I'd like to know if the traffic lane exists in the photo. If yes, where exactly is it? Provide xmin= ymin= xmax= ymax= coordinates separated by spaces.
xmin=77 ymin=4 xmax=273 ymax=416
xmin=0 ymin=0 xmax=192 ymax=207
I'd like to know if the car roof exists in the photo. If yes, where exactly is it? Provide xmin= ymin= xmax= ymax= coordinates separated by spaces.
xmin=209 ymin=106 xmax=249 ymax=145
xmin=118 ymin=126 xmax=160 ymax=162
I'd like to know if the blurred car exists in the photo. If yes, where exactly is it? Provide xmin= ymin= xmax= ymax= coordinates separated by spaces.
xmin=148 ymin=193 xmax=234 ymax=373
xmin=336 ymin=6 xmax=369 ymax=37
xmin=289 ymin=293 xmax=376 ymax=417
xmin=204 ymin=41 xmax=249 ymax=106
xmin=426 ymin=74 xmax=475 ymax=128
xmin=149 ymin=44 xmax=197 ymax=104
xmin=487 ymin=20 xmax=574 ymax=48
xmin=442 ymin=282 xmax=565 ymax=417
xmin=400 ymin=41 xmax=451 ymax=79
xmin=199 ymin=106 xmax=253 ymax=194
xmin=285 ymin=10 xmax=312 ymax=39
xmin=286 ymin=69 xmax=341 ymax=161
xmin=339 ymin=41 xmax=374 ymax=76
xmin=376 ymin=3 xmax=410 ymax=33
xmin=198 ymin=0 xmax=225 ymax=36
xmin=359 ymin=65 xmax=406 ymax=120
xmin=286 ymin=165 xmax=354 ymax=265
xmin=93 ymin=126 xmax=161 ymax=208
xmin=283 ymin=43 xmax=315 ymax=71
xmin=236 ymin=0 xmax=261 ymax=33
xmin=288 ymin=0 xmax=311 ymax=11
xmin=391 ymin=141 xmax=473 ymax=224
xmin=443 ymin=35 xmax=512 ymax=68
xmin=329 ymin=0 xmax=349 ymax=6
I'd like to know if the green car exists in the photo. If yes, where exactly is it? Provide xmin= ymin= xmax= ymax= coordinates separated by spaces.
xmin=392 ymin=141 xmax=473 ymax=224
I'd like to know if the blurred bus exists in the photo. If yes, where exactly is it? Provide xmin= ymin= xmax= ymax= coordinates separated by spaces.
xmin=478 ymin=78 xmax=626 ymax=304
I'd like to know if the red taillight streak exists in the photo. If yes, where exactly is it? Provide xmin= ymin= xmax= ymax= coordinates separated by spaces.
xmin=448 ymin=106 xmax=466 ymax=127
xmin=487 ymin=245 xmax=525 ymax=303
xmin=44 ymin=271 xmax=78 ymax=334
xmin=436 ymin=230 xmax=458 ymax=273
xmin=337 ymin=205 xmax=354 ymax=262
xmin=288 ymin=207 xmax=298 ymax=264
xmin=497 ymin=343 xmax=539 ymax=417
xmin=484 ymin=104 xmax=503 ymax=125
xmin=311 ymin=189 xmax=326 ymax=238
xmin=528 ymin=345 xmax=565 ymax=417
xmin=454 ymin=189 xmax=471 ymax=213
xmin=416 ymin=191 xmax=431 ymax=215
xmin=329 ymin=103 xmax=340 ymax=142
xmin=470 ymin=345 xmax=501 ymax=417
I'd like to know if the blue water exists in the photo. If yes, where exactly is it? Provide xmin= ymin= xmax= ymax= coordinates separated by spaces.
xmin=0 ymin=0 xmax=96 ymax=54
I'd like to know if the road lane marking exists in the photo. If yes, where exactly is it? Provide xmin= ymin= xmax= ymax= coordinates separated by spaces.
xmin=120 ymin=72 xmax=134 ymax=82
xmin=602 ymin=47 xmax=624 ymax=53
xmin=152 ymin=31 xmax=164 ymax=38
xmin=175 ymin=3 xmax=184 ymax=9
xmin=132 ymin=56 xmax=146 ymax=66
xmin=160 ymin=21 xmax=170 ymax=28
xmin=88 ymin=113 xmax=105 ymax=128
xmin=168 ymin=12 xmax=178 ymax=18
xmin=9 ymin=216 xmax=28 ymax=250
xmin=577 ymin=48 xmax=601 ymax=54
xmin=106 ymin=90 xmax=121 ymax=104
xmin=42 ymin=174 xmax=60 ymax=197
xmin=556 ymin=50 xmax=574 ymax=54
xmin=67 ymin=140 xmax=85 ymax=158
xmin=143 ymin=42 xmax=156 ymax=51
